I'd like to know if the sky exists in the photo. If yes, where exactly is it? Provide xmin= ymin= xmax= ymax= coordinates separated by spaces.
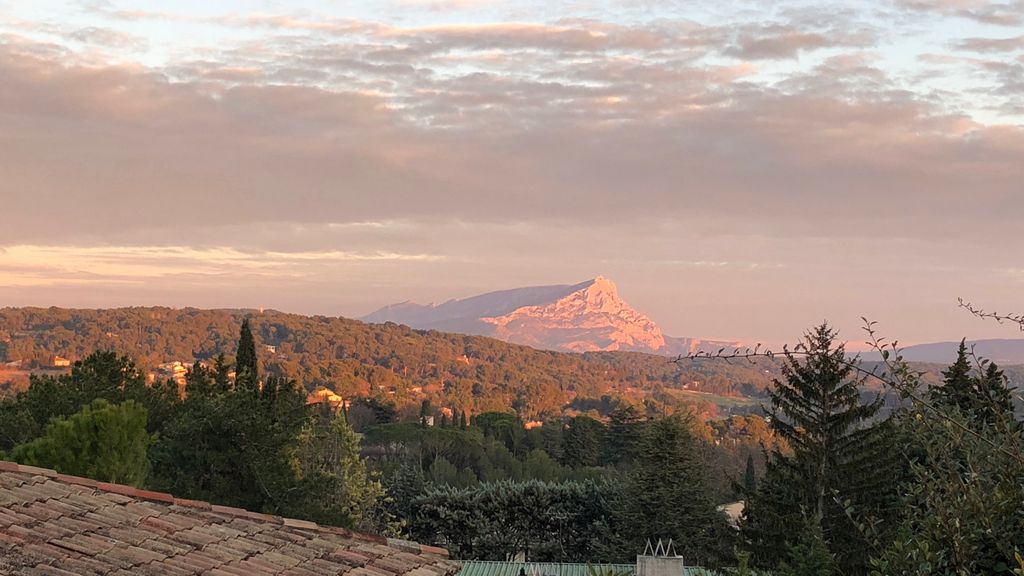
xmin=0 ymin=0 xmax=1022 ymax=346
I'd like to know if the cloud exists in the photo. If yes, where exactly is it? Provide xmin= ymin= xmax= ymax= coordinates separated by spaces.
xmin=724 ymin=23 xmax=876 ymax=60
xmin=897 ymin=0 xmax=1024 ymax=25
xmin=955 ymin=35 xmax=1024 ymax=52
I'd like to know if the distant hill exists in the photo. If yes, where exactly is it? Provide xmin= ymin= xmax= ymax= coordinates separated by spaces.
xmin=363 ymin=276 xmax=742 ymax=356
xmin=0 ymin=306 xmax=774 ymax=420
xmin=861 ymin=339 xmax=1024 ymax=365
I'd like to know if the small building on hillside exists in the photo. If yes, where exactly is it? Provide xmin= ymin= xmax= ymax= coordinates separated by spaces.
xmin=306 ymin=385 xmax=346 ymax=411
xmin=52 ymin=356 xmax=71 ymax=367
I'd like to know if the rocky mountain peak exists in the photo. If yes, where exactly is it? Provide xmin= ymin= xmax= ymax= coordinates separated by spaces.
xmin=362 ymin=277 xmax=741 ymax=356
xmin=481 ymin=277 xmax=668 ymax=353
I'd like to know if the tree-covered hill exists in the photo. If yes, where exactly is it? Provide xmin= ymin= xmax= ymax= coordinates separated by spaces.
xmin=0 ymin=307 xmax=775 ymax=420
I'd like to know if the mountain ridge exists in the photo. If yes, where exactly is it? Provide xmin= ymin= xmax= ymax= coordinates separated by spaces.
xmin=362 ymin=276 xmax=742 ymax=356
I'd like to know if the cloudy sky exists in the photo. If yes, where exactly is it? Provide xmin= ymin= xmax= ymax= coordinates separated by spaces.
xmin=0 ymin=0 xmax=1022 ymax=345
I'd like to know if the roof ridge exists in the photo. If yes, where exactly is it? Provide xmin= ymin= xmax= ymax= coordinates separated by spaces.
xmin=0 ymin=459 xmax=449 ymax=558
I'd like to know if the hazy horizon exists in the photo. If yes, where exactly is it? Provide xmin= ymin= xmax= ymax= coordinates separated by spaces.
xmin=1 ymin=0 xmax=1023 ymax=346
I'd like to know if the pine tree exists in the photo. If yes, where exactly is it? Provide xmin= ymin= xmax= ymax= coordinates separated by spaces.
xmin=930 ymin=339 xmax=973 ymax=413
xmin=742 ymin=323 xmax=898 ymax=575
xmin=235 ymin=318 xmax=258 ymax=391
xmin=931 ymin=340 xmax=1014 ymax=428
xmin=13 ymin=399 xmax=151 ymax=486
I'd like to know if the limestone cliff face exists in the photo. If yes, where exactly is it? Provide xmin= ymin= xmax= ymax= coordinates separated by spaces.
xmin=362 ymin=276 xmax=742 ymax=355
xmin=481 ymin=276 xmax=668 ymax=353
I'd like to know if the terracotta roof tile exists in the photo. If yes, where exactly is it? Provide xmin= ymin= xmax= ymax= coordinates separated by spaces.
xmin=0 ymin=460 xmax=458 ymax=576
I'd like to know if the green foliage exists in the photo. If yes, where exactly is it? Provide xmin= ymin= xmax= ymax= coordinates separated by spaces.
xmin=0 ymin=351 xmax=179 ymax=452
xmin=412 ymin=479 xmax=616 ymax=561
xmin=235 ymin=318 xmax=258 ymax=391
xmin=603 ymin=405 xmax=645 ymax=468
xmin=870 ymin=409 xmax=1024 ymax=574
xmin=148 ymin=374 xmax=310 ymax=515
xmin=742 ymin=324 xmax=899 ymax=575
xmin=930 ymin=340 xmax=1014 ymax=428
xmin=291 ymin=406 xmax=386 ymax=529
xmin=563 ymin=415 xmax=605 ymax=468
xmin=743 ymin=455 xmax=757 ymax=496
xmin=778 ymin=520 xmax=835 ymax=576
xmin=620 ymin=413 xmax=734 ymax=567
xmin=12 ymin=399 xmax=151 ymax=486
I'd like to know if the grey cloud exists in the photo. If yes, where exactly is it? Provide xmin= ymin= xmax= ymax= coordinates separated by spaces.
xmin=1 ymin=33 xmax=1022 ymax=254
xmin=955 ymin=35 xmax=1024 ymax=52
xmin=897 ymin=0 xmax=1024 ymax=25
xmin=68 ymin=26 xmax=147 ymax=50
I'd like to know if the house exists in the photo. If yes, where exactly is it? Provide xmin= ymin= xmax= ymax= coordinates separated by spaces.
xmin=717 ymin=501 xmax=745 ymax=529
xmin=52 ymin=356 xmax=71 ymax=367
xmin=306 ymin=385 xmax=346 ymax=411
xmin=0 ymin=460 xmax=459 ymax=575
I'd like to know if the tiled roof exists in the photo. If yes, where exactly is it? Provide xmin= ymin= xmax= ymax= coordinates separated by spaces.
xmin=457 ymin=561 xmax=636 ymax=576
xmin=0 ymin=460 xmax=459 ymax=576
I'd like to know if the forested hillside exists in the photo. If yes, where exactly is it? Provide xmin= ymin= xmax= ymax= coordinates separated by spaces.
xmin=0 ymin=307 xmax=774 ymax=419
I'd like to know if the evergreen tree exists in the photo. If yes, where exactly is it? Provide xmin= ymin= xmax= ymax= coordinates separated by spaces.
xmin=931 ymin=339 xmax=972 ymax=412
xmin=603 ymin=404 xmax=645 ymax=467
xmin=779 ymin=519 xmax=836 ymax=576
xmin=931 ymin=340 xmax=1014 ymax=428
xmin=975 ymin=362 xmax=1014 ymax=426
xmin=742 ymin=323 xmax=898 ymax=575
xmin=621 ymin=414 xmax=734 ymax=567
xmin=292 ymin=405 xmax=385 ymax=529
xmin=235 ymin=318 xmax=258 ymax=390
xmin=743 ymin=454 xmax=757 ymax=496
xmin=458 ymin=410 xmax=468 ymax=430
xmin=562 ymin=415 xmax=604 ymax=468
xmin=12 ymin=399 xmax=151 ymax=486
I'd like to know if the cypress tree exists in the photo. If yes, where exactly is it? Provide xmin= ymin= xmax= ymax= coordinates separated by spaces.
xmin=743 ymin=454 xmax=757 ymax=496
xmin=235 ymin=318 xmax=258 ymax=391
xmin=742 ymin=323 xmax=898 ymax=575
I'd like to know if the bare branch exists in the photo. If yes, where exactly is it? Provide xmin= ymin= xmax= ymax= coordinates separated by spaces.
xmin=958 ymin=298 xmax=1024 ymax=331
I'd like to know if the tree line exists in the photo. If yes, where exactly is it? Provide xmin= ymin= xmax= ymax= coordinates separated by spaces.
xmin=1 ymin=317 xmax=1021 ymax=574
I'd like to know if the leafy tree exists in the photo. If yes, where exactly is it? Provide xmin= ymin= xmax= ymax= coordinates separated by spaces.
xmin=742 ymin=324 xmax=899 ymax=575
xmin=12 ymin=399 xmax=151 ymax=486
xmin=869 ymin=350 xmax=1023 ymax=575
xmin=413 ymin=479 xmax=616 ymax=561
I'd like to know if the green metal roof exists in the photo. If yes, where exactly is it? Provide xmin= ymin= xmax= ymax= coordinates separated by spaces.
xmin=457 ymin=561 xmax=723 ymax=576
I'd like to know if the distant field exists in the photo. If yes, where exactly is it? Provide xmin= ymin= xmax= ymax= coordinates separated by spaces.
xmin=666 ymin=388 xmax=762 ymax=409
